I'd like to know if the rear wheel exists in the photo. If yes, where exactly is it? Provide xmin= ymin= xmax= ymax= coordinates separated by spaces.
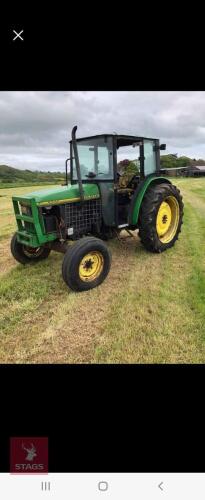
xmin=11 ymin=232 xmax=51 ymax=264
xmin=138 ymin=183 xmax=183 ymax=253
xmin=62 ymin=236 xmax=112 ymax=291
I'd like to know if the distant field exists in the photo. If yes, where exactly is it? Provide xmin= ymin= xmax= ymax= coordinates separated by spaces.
xmin=0 ymin=178 xmax=205 ymax=363
xmin=0 ymin=181 xmax=64 ymax=189
xmin=0 ymin=164 xmax=66 ymax=189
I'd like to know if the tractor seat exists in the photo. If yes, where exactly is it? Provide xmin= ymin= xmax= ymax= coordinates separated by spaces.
xmin=117 ymin=172 xmax=136 ymax=189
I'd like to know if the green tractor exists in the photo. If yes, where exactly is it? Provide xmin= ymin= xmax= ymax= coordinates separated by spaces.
xmin=11 ymin=126 xmax=183 ymax=291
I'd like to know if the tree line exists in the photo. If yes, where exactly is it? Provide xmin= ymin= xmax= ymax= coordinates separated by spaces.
xmin=160 ymin=155 xmax=205 ymax=169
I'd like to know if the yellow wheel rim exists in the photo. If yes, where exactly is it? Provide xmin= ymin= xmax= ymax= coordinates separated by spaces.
xmin=79 ymin=251 xmax=104 ymax=282
xmin=156 ymin=195 xmax=180 ymax=243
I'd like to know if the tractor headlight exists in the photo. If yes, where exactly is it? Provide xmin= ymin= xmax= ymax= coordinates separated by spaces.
xmin=20 ymin=204 xmax=32 ymax=216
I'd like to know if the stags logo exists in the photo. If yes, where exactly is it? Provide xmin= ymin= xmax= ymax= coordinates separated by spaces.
xmin=10 ymin=437 xmax=48 ymax=473
xmin=22 ymin=442 xmax=37 ymax=461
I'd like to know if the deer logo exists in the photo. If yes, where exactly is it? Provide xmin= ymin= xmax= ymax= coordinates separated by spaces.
xmin=22 ymin=442 xmax=37 ymax=461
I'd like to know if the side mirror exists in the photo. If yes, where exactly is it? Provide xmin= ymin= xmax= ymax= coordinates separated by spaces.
xmin=160 ymin=144 xmax=166 ymax=150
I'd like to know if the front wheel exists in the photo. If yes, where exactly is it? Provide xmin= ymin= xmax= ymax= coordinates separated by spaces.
xmin=138 ymin=183 xmax=184 ymax=253
xmin=62 ymin=236 xmax=112 ymax=292
xmin=11 ymin=232 xmax=51 ymax=264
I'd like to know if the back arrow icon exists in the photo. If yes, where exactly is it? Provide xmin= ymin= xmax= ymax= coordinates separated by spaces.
xmin=158 ymin=482 xmax=164 ymax=491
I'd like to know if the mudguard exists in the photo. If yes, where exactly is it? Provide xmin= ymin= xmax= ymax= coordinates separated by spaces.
xmin=128 ymin=174 xmax=171 ymax=226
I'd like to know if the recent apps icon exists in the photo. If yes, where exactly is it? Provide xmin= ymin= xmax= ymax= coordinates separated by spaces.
xmin=10 ymin=437 xmax=48 ymax=473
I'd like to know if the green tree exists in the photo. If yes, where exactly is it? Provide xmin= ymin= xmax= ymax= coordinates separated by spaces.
xmin=176 ymin=156 xmax=191 ymax=168
xmin=160 ymin=155 xmax=191 ymax=169
xmin=160 ymin=155 xmax=177 ymax=169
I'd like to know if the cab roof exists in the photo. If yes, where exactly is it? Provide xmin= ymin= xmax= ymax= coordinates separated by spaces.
xmin=69 ymin=134 xmax=158 ymax=147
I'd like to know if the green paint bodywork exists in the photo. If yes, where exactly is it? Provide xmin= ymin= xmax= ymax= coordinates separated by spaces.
xmin=12 ymin=183 xmax=100 ymax=247
xmin=12 ymin=176 xmax=170 ymax=248
xmin=129 ymin=175 xmax=170 ymax=225
xmin=13 ymin=183 xmax=99 ymax=205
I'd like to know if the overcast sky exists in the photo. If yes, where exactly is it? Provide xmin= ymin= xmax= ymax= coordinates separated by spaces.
xmin=1 ymin=91 xmax=205 ymax=171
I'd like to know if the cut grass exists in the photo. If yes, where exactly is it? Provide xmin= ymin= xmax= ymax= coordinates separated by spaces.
xmin=1 ymin=179 xmax=205 ymax=363
xmin=0 ymin=237 xmax=136 ymax=363
xmin=93 ymin=181 xmax=205 ymax=363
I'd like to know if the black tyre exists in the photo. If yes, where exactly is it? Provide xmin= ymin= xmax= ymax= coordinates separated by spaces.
xmin=138 ymin=183 xmax=183 ymax=253
xmin=11 ymin=232 xmax=51 ymax=264
xmin=62 ymin=236 xmax=112 ymax=292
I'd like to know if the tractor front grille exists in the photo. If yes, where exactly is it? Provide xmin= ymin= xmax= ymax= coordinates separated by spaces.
xmin=64 ymin=198 xmax=102 ymax=235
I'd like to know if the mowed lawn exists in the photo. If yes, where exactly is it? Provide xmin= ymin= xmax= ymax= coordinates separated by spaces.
xmin=0 ymin=179 xmax=205 ymax=363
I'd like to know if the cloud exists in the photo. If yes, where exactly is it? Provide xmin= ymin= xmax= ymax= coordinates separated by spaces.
xmin=0 ymin=91 xmax=205 ymax=170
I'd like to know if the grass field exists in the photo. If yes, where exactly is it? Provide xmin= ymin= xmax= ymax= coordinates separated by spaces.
xmin=0 ymin=179 xmax=205 ymax=364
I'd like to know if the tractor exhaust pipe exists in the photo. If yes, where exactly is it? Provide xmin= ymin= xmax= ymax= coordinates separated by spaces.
xmin=65 ymin=158 xmax=69 ymax=185
xmin=71 ymin=125 xmax=84 ymax=202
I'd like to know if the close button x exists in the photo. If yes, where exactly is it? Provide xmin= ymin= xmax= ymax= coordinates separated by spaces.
xmin=13 ymin=30 xmax=24 ymax=41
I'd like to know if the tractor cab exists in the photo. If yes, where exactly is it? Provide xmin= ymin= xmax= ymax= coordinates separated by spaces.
xmin=70 ymin=130 xmax=165 ymax=227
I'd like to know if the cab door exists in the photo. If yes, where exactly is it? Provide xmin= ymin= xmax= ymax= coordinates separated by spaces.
xmin=143 ymin=139 xmax=158 ymax=176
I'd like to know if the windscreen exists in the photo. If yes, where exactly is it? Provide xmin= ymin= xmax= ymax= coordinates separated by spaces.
xmin=72 ymin=137 xmax=114 ymax=180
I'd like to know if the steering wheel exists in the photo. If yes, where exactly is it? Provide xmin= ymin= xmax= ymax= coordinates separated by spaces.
xmin=85 ymin=172 xmax=96 ymax=178
xmin=85 ymin=172 xmax=106 ymax=178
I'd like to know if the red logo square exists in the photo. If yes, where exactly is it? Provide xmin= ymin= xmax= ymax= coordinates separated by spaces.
xmin=10 ymin=437 xmax=48 ymax=474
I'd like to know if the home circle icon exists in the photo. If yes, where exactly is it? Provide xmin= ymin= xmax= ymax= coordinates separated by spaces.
xmin=98 ymin=481 xmax=109 ymax=492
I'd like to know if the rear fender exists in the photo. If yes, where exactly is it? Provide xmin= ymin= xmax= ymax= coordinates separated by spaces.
xmin=128 ymin=175 xmax=171 ymax=226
